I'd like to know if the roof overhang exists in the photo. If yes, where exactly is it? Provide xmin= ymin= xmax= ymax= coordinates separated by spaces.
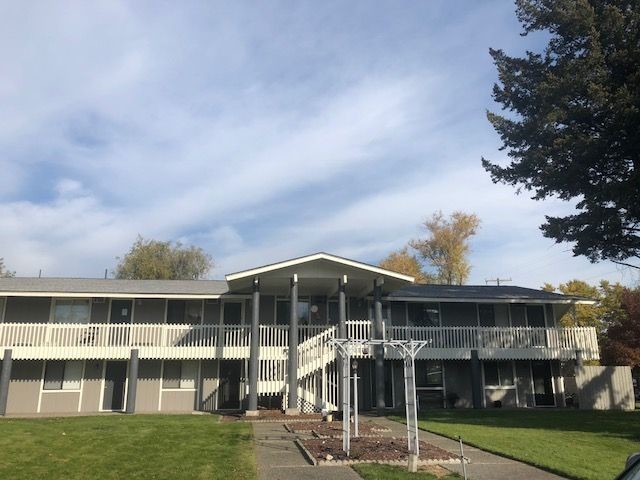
xmin=225 ymin=252 xmax=414 ymax=296
xmin=0 ymin=291 xmax=224 ymax=299
xmin=383 ymin=296 xmax=596 ymax=305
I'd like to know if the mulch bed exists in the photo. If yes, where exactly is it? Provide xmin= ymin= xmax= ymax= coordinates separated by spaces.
xmin=220 ymin=410 xmax=323 ymax=423
xmin=299 ymin=437 xmax=459 ymax=466
xmin=285 ymin=421 xmax=390 ymax=437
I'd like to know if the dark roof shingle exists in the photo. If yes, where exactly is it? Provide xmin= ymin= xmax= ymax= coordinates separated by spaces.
xmin=0 ymin=278 xmax=228 ymax=296
xmin=388 ymin=284 xmax=591 ymax=302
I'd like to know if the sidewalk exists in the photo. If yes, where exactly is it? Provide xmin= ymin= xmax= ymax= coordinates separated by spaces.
xmin=367 ymin=415 xmax=567 ymax=480
xmin=252 ymin=416 xmax=567 ymax=480
xmin=252 ymin=421 xmax=362 ymax=480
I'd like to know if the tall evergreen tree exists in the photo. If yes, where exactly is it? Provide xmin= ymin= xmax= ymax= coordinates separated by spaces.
xmin=483 ymin=0 xmax=640 ymax=269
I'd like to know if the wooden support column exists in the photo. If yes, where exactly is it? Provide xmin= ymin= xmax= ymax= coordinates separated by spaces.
xmin=247 ymin=278 xmax=260 ymax=416
xmin=470 ymin=349 xmax=482 ymax=409
xmin=0 ymin=349 xmax=13 ymax=416
xmin=286 ymin=274 xmax=299 ymax=415
xmin=125 ymin=348 xmax=139 ymax=414
xmin=374 ymin=278 xmax=385 ymax=415
xmin=337 ymin=276 xmax=347 ymax=409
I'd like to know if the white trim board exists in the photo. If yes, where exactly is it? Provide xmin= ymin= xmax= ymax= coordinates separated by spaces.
xmin=225 ymin=252 xmax=415 ymax=283
xmin=0 ymin=291 xmax=223 ymax=299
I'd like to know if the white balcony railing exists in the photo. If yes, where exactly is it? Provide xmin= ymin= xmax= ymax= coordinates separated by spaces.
xmin=0 ymin=321 xmax=599 ymax=361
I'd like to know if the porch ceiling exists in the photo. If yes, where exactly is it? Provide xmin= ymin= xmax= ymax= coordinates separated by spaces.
xmin=225 ymin=252 xmax=413 ymax=296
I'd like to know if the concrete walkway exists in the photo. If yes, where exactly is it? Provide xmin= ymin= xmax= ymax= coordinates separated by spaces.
xmin=367 ymin=415 xmax=567 ymax=480
xmin=252 ymin=416 xmax=567 ymax=480
xmin=252 ymin=421 xmax=362 ymax=480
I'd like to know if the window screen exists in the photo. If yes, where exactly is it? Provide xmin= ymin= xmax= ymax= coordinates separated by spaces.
xmin=484 ymin=361 xmax=514 ymax=387
xmin=407 ymin=303 xmax=440 ymax=327
xmin=54 ymin=299 xmax=90 ymax=324
xmin=276 ymin=299 xmax=310 ymax=325
xmin=166 ymin=300 xmax=186 ymax=324
xmin=184 ymin=300 xmax=203 ymax=324
xmin=223 ymin=302 xmax=243 ymax=325
xmin=415 ymin=360 xmax=443 ymax=387
xmin=478 ymin=304 xmax=495 ymax=327
xmin=510 ymin=304 xmax=527 ymax=326
xmin=526 ymin=305 xmax=546 ymax=328
xmin=163 ymin=361 xmax=181 ymax=389
xmin=163 ymin=361 xmax=197 ymax=389
xmin=43 ymin=360 xmax=83 ymax=390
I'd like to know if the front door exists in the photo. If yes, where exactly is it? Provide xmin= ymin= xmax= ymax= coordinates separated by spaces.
xmin=532 ymin=361 xmax=555 ymax=406
xmin=102 ymin=361 xmax=127 ymax=411
xmin=218 ymin=360 xmax=242 ymax=410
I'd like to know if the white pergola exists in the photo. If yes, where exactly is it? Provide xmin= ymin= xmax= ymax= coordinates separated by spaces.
xmin=327 ymin=337 xmax=431 ymax=471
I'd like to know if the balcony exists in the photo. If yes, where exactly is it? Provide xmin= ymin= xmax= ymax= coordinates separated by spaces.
xmin=0 ymin=321 xmax=599 ymax=361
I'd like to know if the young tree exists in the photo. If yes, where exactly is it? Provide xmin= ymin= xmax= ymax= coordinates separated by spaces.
xmin=409 ymin=211 xmax=481 ymax=285
xmin=0 ymin=258 xmax=15 ymax=278
xmin=483 ymin=0 xmax=640 ymax=269
xmin=600 ymin=288 xmax=640 ymax=368
xmin=115 ymin=236 xmax=213 ymax=280
xmin=544 ymin=279 xmax=604 ymax=330
xmin=379 ymin=247 xmax=433 ymax=283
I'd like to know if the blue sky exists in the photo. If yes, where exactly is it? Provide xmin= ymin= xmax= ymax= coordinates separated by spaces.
xmin=1 ymin=1 xmax=637 ymax=288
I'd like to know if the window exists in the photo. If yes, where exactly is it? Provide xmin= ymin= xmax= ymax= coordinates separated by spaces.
xmin=478 ymin=304 xmax=495 ymax=327
xmin=327 ymin=301 xmax=339 ymax=325
xmin=276 ymin=298 xmax=310 ymax=326
xmin=167 ymin=300 xmax=202 ymax=324
xmin=483 ymin=361 xmax=515 ymax=387
xmin=526 ymin=305 xmax=546 ymax=328
xmin=0 ymin=297 xmax=5 ymax=322
xmin=43 ymin=360 xmax=83 ymax=390
xmin=162 ymin=361 xmax=197 ymax=389
xmin=53 ymin=299 xmax=90 ymax=324
xmin=415 ymin=360 xmax=443 ymax=388
xmin=408 ymin=303 xmax=440 ymax=327
xmin=510 ymin=304 xmax=527 ymax=326
xmin=222 ymin=302 xmax=243 ymax=325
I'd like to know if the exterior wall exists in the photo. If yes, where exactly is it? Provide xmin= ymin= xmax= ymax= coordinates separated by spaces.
xmin=136 ymin=360 xmax=161 ymax=412
xmin=6 ymin=360 xmax=42 ymax=414
xmin=440 ymin=303 xmax=477 ymax=326
xmin=161 ymin=390 xmax=196 ymax=411
xmin=81 ymin=360 xmax=104 ymax=412
xmin=4 ymin=297 xmax=51 ymax=323
xmin=443 ymin=360 xmax=473 ymax=408
xmin=40 ymin=391 xmax=81 ymax=414
xmin=134 ymin=299 xmax=165 ymax=324
xmin=200 ymin=360 xmax=218 ymax=411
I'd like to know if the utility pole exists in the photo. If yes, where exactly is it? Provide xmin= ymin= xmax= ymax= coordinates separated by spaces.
xmin=485 ymin=277 xmax=512 ymax=286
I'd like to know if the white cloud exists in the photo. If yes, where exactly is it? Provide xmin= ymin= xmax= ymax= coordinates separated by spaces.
xmin=0 ymin=1 xmax=636 ymax=290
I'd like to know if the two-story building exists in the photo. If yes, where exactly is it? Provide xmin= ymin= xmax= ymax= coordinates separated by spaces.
xmin=0 ymin=253 xmax=598 ymax=416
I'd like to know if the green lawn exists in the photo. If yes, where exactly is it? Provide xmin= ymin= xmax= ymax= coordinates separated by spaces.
xmin=353 ymin=464 xmax=460 ymax=480
xmin=0 ymin=415 xmax=255 ymax=480
xmin=391 ymin=410 xmax=640 ymax=480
